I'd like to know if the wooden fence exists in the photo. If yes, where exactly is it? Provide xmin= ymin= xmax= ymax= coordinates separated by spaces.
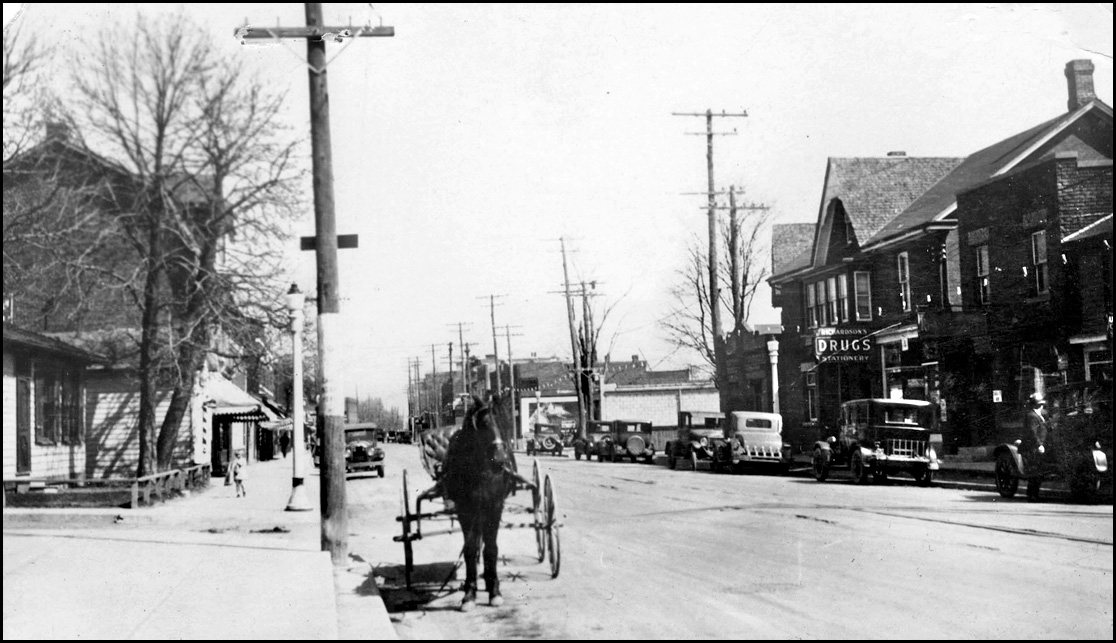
xmin=130 ymin=463 xmax=212 ymax=509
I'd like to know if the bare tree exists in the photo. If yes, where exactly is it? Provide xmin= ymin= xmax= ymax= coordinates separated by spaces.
xmin=67 ymin=12 xmax=302 ymax=474
xmin=3 ymin=21 xmax=47 ymax=163
xmin=662 ymin=201 xmax=771 ymax=384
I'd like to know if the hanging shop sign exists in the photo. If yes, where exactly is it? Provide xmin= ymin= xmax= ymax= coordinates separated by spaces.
xmin=814 ymin=327 xmax=872 ymax=362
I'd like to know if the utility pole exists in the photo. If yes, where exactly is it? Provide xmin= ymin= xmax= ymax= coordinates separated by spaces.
xmin=478 ymin=295 xmax=505 ymax=394
xmin=560 ymin=237 xmax=587 ymax=440
xmin=446 ymin=341 xmax=454 ymax=414
xmin=674 ymin=108 xmax=748 ymax=396
xmin=448 ymin=322 xmax=472 ymax=396
xmin=238 ymin=4 xmax=393 ymax=565
xmin=580 ymin=280 xmax=597 ymax=421
xmin=430 ymin=344 xmax=439 ymax=428
xmin=499 ymin=324 xmax=523 ymax=441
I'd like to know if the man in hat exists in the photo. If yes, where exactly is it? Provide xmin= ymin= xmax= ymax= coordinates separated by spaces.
xmin=1021 ymin=392 xmax=1048 ymax=502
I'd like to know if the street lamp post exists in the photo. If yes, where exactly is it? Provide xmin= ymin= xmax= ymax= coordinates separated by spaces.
xmin=286 ymin=284 xmax=312 ymax=512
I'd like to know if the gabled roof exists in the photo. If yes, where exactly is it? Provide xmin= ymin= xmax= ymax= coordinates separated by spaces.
xmin=771 ymin=223 xmax=814 ymax=275
xmin=816 ymin=156 xmax=964 ymax=256
xmin=864 ymin=100 xmax=1113 ymax=248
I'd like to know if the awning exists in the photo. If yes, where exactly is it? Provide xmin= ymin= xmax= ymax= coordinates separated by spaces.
xmin=204 ymin=375 xmax=280 ymax=421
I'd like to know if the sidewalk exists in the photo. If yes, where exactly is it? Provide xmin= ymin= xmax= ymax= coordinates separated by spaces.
xmin=2 ymin=454 xmax=397 ymax=640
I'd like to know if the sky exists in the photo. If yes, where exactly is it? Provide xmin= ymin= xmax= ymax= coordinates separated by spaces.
xmin=4 ymin=3 xmax=1113 ymax=414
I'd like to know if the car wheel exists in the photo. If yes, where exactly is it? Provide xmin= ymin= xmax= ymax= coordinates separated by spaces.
xmin=689 ymin=448 xmax=698 ymax=472
xmin=812 ymin=448 xmax=830 ymax=482
xmin=542 ymin=436 xmax=559 ymax=452
xmin=995 ymin=452 xmax=1019 ymax=498
xmin=667 ymin=444 xmax=677 ymax=470
xmin=377 ymin=465 xmax=385 ymax=478
xmin=915 ymin=468 xmax=932 ymax=487
xmin=574 ymin=448 xmax=582 ymax=461
xmin=850 ymin=450 xmax=870 ymax=485
xmin=1069 ymin=464 xmax=1102 ymax=504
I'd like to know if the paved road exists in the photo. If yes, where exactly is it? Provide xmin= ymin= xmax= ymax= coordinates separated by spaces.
xmin=351 ymin=443 xmax=1112 ymax=640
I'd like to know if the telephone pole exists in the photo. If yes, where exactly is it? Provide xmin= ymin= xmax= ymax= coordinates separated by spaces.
xmin=238 ymin=4 xmax=394 ymax=565
xmin=478 ymin=295 xmax=506 ymax=394
xmin=430 ymin=344 xmax=439 ymax=428
xmin=560 ymin=238 xmax=587 ymax=439
xmin=448 ymin=322 xmax=472 ymax=396
xmin=674 ymin=108 xmax=748 ymax=392
xmin=499 ymin=324 xmax=523 ymax=440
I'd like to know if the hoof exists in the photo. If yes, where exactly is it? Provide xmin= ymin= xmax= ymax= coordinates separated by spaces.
xmin=460 ymin=599 xmax=476 ymax=612
xmin=489 ymin=594 xmax=504 ymax=607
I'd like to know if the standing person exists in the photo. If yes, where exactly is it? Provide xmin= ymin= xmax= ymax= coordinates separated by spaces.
xmin=280 ymin=432 xmax=291 ymax=458
xmin=1021 ymin=392 xmax=1048 ymax=502
xmin=230 ymin=449 xmax=248 ymax=498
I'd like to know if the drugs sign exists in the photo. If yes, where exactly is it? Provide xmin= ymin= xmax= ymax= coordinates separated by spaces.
xmin=814 ymin=327 xmax=872 ymax=362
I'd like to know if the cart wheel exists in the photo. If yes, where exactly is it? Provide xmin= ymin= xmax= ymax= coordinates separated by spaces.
xmin=544 ymin=474 xmax=560 ymax=578
xmin=401 ymin=469 xmax=414 ymax=589
xmin=532 ymin=460 xmax=545 ymax=562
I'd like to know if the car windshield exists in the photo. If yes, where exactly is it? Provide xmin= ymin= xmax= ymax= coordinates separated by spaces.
xmin=883 ymin=407 xmax=921 ymax=424
xmin=345 ymin=429 xmax=376 ymax=444
xmin=744 ymin=418 xmax=775 ymax=431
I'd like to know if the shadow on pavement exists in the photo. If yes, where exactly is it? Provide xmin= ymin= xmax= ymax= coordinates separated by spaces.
xmin=374 ymin=561 xmax=462 ymax=613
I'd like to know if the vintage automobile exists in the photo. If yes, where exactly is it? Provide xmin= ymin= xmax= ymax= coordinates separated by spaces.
xmin=342 ymin=423 xmax=385 ymax=477
xmin=573 ymin=420 xmax=656 ymax=463
xmin=994 ymin=382 xmax=1111 ymax=502
xmin=718 ymin=411 xmax=791 ymax=474
xmin=666 ymin=411 xmax=725 ymax=470
xmin=812 ymin=398 xmax=940 ymax=485
xmin=526 ymin=423 xmax=565 ymax=457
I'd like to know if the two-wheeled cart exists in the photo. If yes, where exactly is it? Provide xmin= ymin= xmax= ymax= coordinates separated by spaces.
xmin=394 ymin=426 xmax=561 ymax=589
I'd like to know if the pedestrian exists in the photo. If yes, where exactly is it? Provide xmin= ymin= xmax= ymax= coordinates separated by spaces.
xmin=1021 ymin=392 xmax=1048 ymax=502
xmin=280 ymin=432 xmax=291 ymax=458
xmin=230 ymin=449 xmax=248 ymax=498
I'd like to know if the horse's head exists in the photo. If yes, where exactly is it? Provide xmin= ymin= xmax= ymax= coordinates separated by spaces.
xmin=463 ymin=393 xmax=511 ymax=471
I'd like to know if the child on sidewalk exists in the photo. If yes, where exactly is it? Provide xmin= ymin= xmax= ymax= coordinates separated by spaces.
xmin=230 ymin=449 xmax=247 ymax=498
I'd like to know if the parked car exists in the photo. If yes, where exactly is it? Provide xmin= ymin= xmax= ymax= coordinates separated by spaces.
xmin=994 ymin=381 xmax=1111 ymax=502
xmin=666 ymin=411 xmax=725 ymax=470
xmin=342 ymin=423 xmax=385 ymax=477
xmin=574 ymin=420 xmax=656 ymax=463
xmin=719 ymin=411 xmax=791 ymax=474
xmin=526 ymin=424 xmax=565 ymax=457
xmin=812 ymin=398 xmax=940 ymax=485
xmin=573 ymin=421 xmax=613 ymax=461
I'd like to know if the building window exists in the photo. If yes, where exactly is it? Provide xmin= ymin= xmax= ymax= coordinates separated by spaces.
xmin=805 ymin=371 xmax=818 ymax=421
xmin=827 ymin=277 xmax=839 ymax=325
xmin=1031 ymin=230 xmax=1048 ymax=295
xmin=897 ymin=252 xmax=911 ymax=312
xmin=805 ymin=281 xmax=817 ymax=328
xmin=838 ymin=274 xmax=849 ymax=322
xmin=976 ymin=245 xmax=991 ymax=305
xmin=854 ymin=271 xmax=872 ymax=321
xmin=817 ymin=281 xmax=829 ymax=325
xmin=34 ymin=365 xmax=82 ymax=446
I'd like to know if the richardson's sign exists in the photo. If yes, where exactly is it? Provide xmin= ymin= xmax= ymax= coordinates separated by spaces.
xmin=814 ymin=327 xmax=872 ymax=362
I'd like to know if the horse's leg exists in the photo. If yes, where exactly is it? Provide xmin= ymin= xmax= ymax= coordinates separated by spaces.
xmin=483 ymin=501 xmax=505 ymax=606
xmin=459 ymin=512 xmax=481 ymax=612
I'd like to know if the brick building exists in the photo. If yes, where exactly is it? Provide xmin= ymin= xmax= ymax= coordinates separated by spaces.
xmin=769 ymin=59 xmax=1111 ymax=454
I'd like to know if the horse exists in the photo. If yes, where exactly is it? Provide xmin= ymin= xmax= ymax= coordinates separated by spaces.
xmin=441 ymin=393 xmax=517 ymax=611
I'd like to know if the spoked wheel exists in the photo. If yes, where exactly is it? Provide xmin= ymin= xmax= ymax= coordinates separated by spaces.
xmin=544 ymin=474 xmax=560 ymax=578
xmin=532 ymin=459 xmax=545 ymax=562
xmin=995 ymin=452 xmax=1019 ymax=498
xmin=400 ymin=469 xmax=414 ymax=588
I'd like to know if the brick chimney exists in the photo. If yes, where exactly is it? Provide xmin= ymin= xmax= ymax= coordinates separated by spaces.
xmin=1065 ymin=59 xmax=1096 ymax=112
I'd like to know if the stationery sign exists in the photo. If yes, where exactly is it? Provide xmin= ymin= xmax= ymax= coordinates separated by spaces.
xmin=814 ymin=327 xmax=872 ymax=362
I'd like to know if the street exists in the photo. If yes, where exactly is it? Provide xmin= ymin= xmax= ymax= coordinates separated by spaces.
xmin=347 ymin=443 xmax=1113 ymax=640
